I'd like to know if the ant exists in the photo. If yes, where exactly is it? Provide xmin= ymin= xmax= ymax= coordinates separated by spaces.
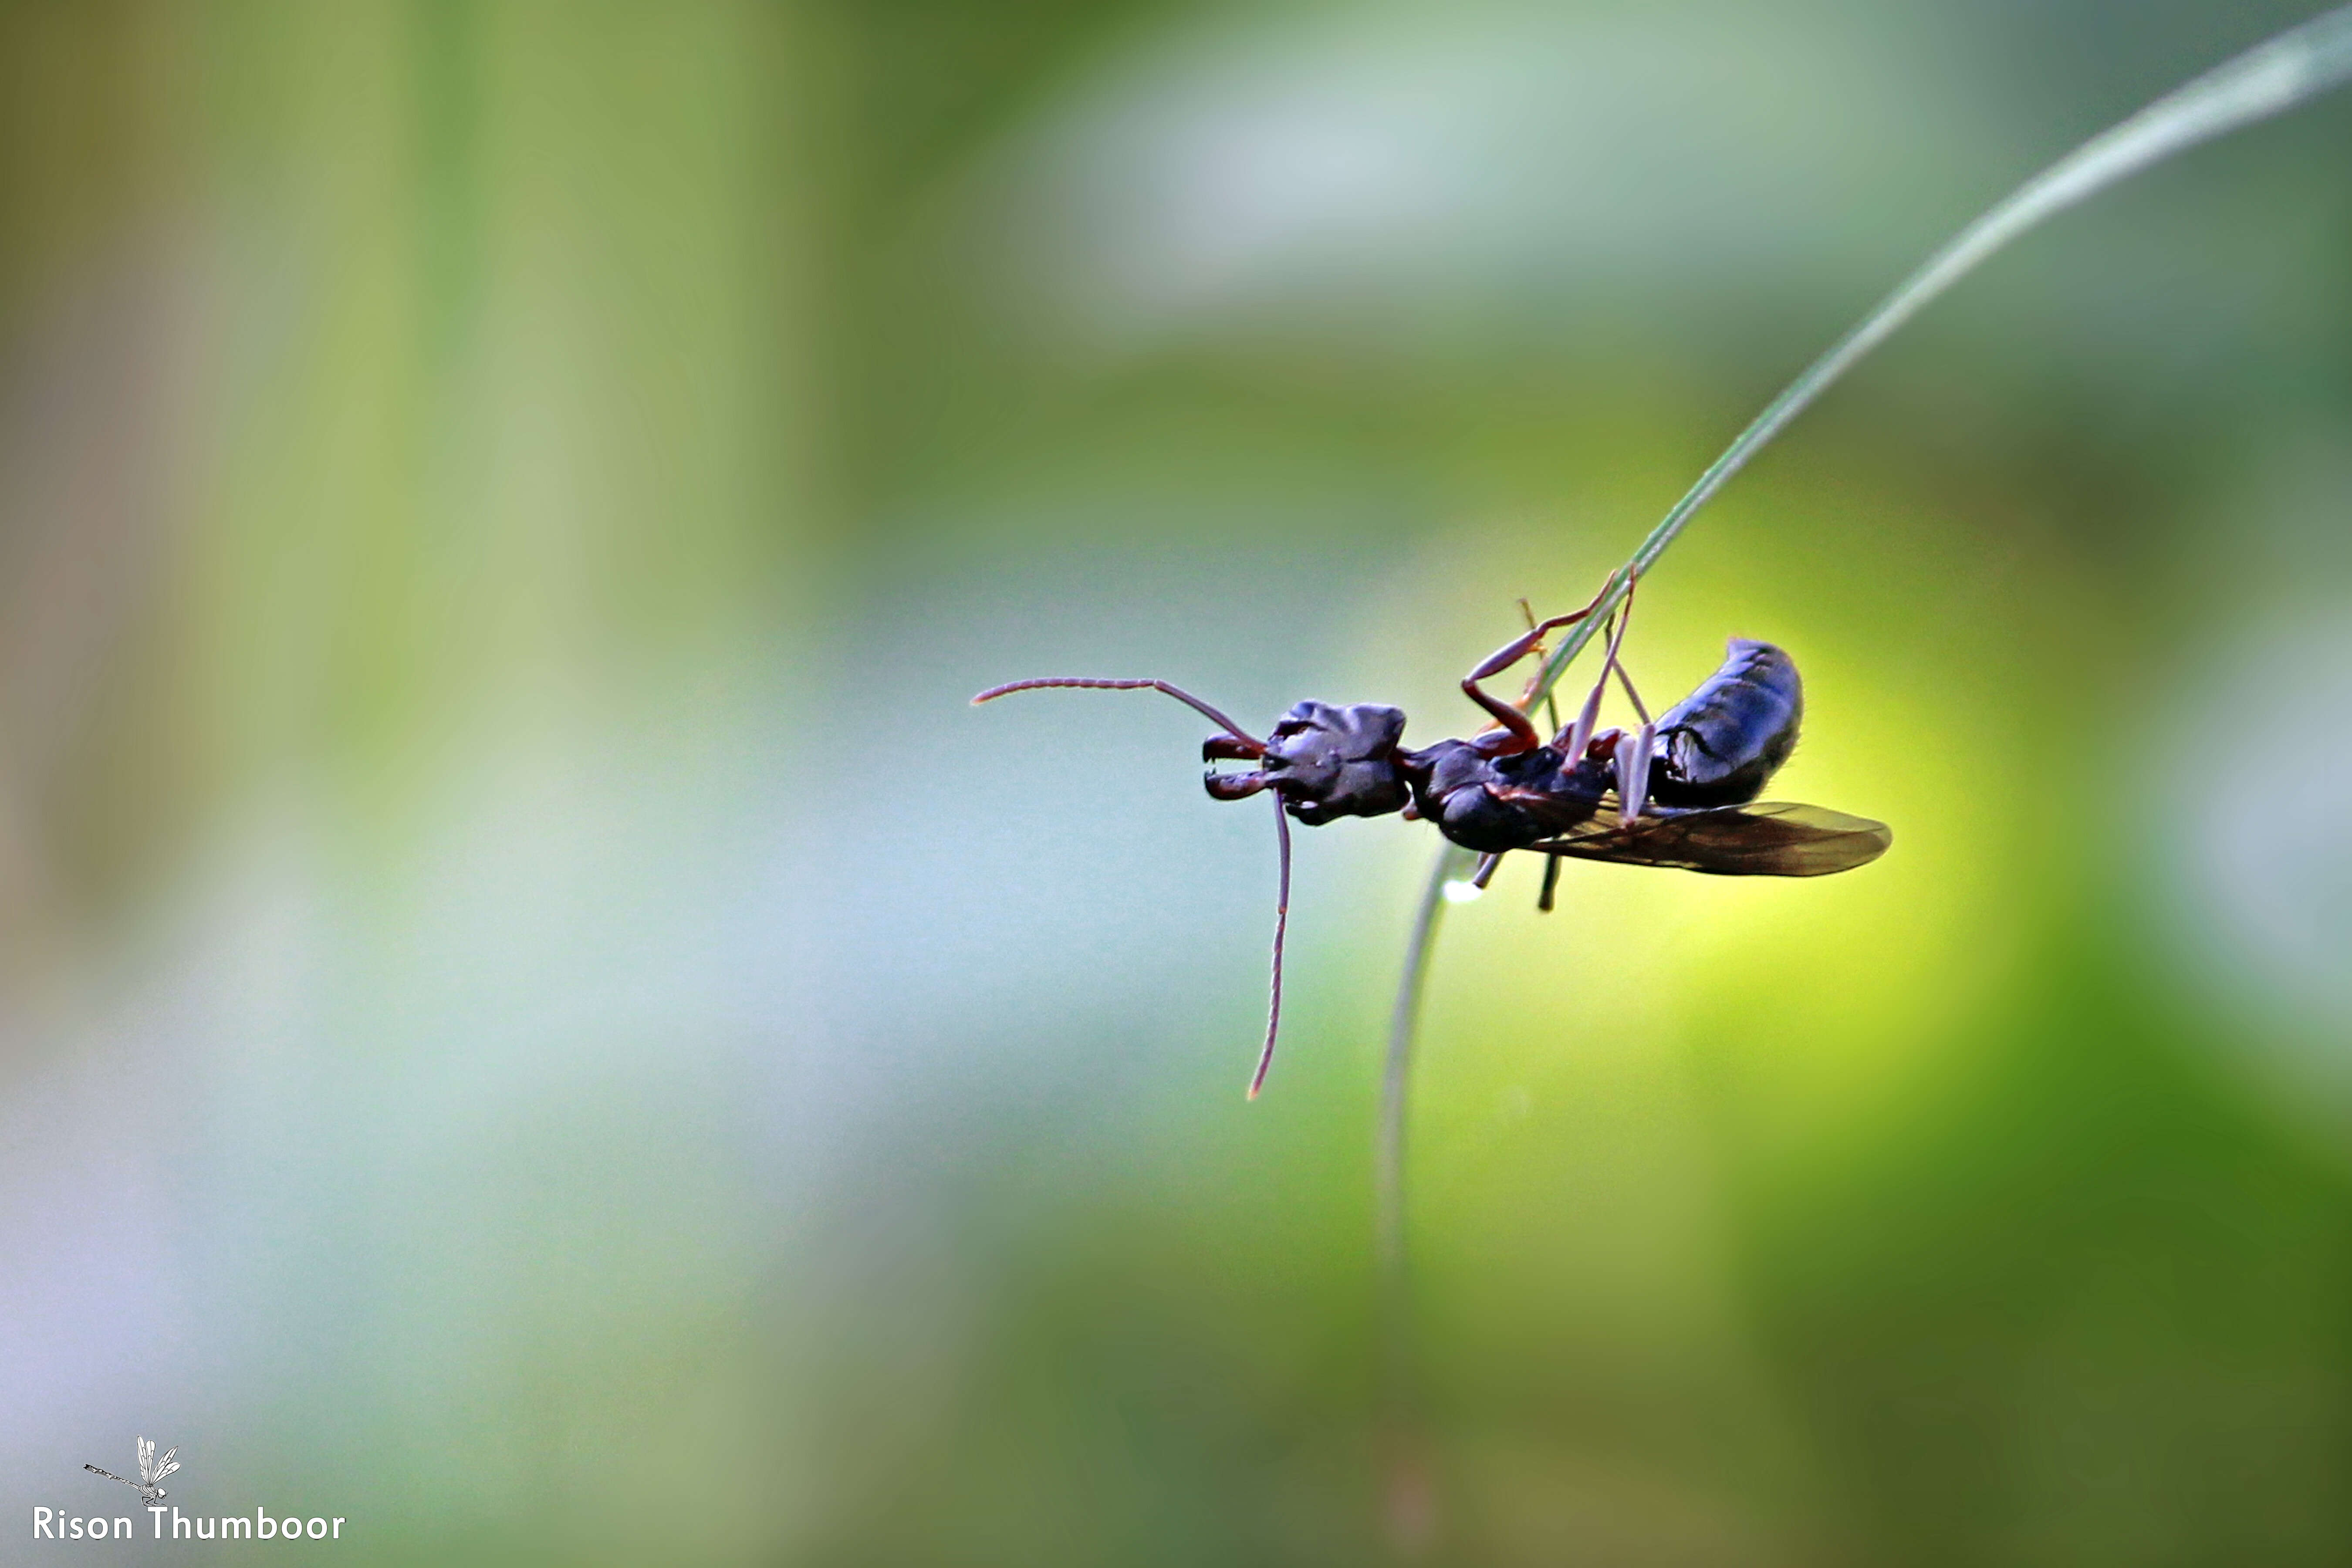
xmin=974 ymin=571 xmax=1889 ymax=1097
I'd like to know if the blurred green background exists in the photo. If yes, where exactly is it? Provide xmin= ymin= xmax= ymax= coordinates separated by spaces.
xmin=3 ymin=1 xmax=2350 ymax=1563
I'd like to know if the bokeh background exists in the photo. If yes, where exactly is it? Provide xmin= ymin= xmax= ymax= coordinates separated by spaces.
xmin=3 ymin=1 xmax=2350 ymax=1562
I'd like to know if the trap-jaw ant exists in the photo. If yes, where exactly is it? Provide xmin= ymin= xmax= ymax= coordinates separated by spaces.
xmin=973 ymin=572 xmax=1890 ymax=1097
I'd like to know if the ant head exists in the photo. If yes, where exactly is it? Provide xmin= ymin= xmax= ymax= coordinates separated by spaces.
xmin=1245 ymin=701 xmax=1410 ymax=825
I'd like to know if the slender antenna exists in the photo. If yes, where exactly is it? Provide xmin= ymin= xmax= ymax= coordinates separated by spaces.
xmin=972 ymin=676 xmax=1263 ymax=748
xmin=976 ymin=672 xmax=1292 ymax=1096
xmin=1247 ymin=793 xmax=1293 ymax=1100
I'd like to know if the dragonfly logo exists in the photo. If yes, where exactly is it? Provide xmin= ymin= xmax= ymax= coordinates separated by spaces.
xmin=32 ymin=1437 xmax=347 ymax=1544
xmin=82 ymin=1436 xmax=179 ymax=1509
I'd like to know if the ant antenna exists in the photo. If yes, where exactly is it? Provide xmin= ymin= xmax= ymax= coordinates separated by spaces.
xmin=1251 ymin=796 xmax=1291 ymax=1100
xmin=972 ymin=673 xmax=1293 ymax=1098
xmin=970 ymin=676 xmax=1264 ymax=750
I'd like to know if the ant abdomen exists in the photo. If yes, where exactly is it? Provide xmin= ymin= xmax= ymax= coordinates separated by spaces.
xmin=1646 ymin=639 xmax=1803 ymax=808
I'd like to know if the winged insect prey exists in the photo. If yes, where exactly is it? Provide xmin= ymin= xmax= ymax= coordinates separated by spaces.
xmin=972 ymin=577 xmax=1890 ymax=1095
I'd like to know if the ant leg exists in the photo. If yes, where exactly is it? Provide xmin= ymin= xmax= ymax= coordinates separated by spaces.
xmin=1471 ymin=851 xmax=1504 ymax=890
xmin=1605 ymin=652 xmax=1656 ymax=828
xmin=1537 ymin=852 xmax=1562 ymax=912
xmin=1558 ymin=587 xmax=1639 ymax=764
xmin=1460 ymin=574 xmax=1622 ymax=752
xmin=1520 ymin=599 xmax=1565 ymax=739
xmin=1607 ymin=651 xmax=1654 ymax=727
xmin=1462 ymin=636 xmax=1572 ymax=752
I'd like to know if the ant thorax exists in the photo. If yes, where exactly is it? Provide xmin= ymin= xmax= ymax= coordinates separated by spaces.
xmin=1397 ymin=739 xmax=1614 ymax=854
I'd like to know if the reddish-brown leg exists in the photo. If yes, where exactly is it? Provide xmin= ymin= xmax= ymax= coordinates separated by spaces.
xmin=1520 ymin=598 xmax=1567 ymax=739
xmin=1460 ymin=573 xmax=1623 ymax=754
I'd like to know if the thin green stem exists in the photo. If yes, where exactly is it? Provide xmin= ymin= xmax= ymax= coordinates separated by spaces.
xmin=1374 ymin=841 xmax=1465 ymax=1556
xmin=1376 ymin=845 xmax=1468 ymax=1333
xmin=1373 ymin=3 xmax=2352 ymax=1541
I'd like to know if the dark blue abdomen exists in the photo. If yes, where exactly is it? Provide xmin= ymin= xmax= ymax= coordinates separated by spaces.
xmin=1647 ymin=639 xmax=1802 ymax=807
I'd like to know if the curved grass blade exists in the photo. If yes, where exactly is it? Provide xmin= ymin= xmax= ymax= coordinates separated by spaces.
xmin=1520 ymin=3 xmax=2352 ymax=713
xmin=1375 ymin=4 xmax=2352 ymax=1543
